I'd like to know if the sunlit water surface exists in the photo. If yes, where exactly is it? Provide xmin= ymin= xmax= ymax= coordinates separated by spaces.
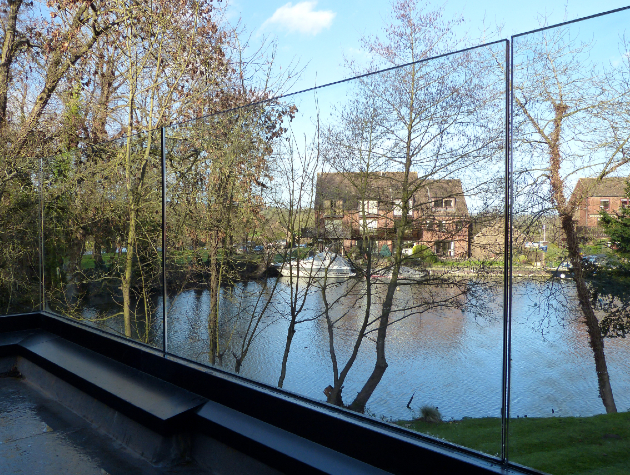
xmin=83 ymin=278 xmax=630 ymax=422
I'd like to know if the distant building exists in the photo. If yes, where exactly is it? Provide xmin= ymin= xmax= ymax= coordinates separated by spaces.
xmin=306 ymin=172 xmax=471 ymax=258
xmin=470 ymin=218 xmax=527 ymax=260
xmin=572 ymin=177 xmax=629 ymax=229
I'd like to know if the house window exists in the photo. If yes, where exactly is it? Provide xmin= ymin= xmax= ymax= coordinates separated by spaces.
xmin=621 ymin=199 xmax=629 ymax=208
xmin=426 ymin=219 xmax=434 ymax=231
xmin=433 ymin=199 xmax=443 ymax=208
xmin=600 ymin=199 xmax=610 ymax=210
xmin=359 ymin=200 xmax=378 ymax=215
xmin=325 ymin=219 xmax=343 ymax=236
xmin=444 ymin=198 xmax=454 ymax=208
xmin=324 ymin=200 xmax=343 ymax=216
xmin=436 ymin=241 xmax=454 ymax=257
xmin=393 ymin=199 xmax=413 ymax=217
xmin=439 ymin=221 xmax=446 ymax=232
xmin=362 ymin=218 xmax=378 ymax=233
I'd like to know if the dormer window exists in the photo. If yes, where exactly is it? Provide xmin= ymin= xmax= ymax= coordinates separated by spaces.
xmin=434 ymin=198 xmax=455 ymax=209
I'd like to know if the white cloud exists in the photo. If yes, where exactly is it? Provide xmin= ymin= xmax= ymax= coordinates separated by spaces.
xmin=262 ymin=2 xmax=336 ymax=36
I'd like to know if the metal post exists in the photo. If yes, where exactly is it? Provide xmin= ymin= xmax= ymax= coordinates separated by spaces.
xmin=161 ymin=127 xmax=167 ymax=355
xmin=501 ymin=38 xmax=513 ymax=464
xmin=39 ymin=155 xmax=45 ymax=312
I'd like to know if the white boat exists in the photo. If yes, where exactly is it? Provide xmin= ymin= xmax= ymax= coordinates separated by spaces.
xmin=276 ymin=252 xmax=356 ymax=278
xmin=371 ymin=266 xmax=428 ymax=281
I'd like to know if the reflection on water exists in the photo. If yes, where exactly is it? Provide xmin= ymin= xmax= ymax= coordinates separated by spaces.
xmin=84 ymin=278 xmax=630 ymax=421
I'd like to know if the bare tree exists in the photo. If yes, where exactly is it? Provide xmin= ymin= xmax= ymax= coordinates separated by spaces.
xmin=315 ymin=0 xmax=506 ymax=413
xmin=512 ymin=23 xmax=630 ymax=413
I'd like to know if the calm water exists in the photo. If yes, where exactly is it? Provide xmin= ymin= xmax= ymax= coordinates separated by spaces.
xmin=84 ymin=278 xmax=630 ymax=421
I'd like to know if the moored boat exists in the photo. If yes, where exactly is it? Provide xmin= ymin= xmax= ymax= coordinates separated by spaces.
xmin=370 ymin=266 xmax=428 ymax=281
xmin=276 ymin=252 xmax=355 ymax=278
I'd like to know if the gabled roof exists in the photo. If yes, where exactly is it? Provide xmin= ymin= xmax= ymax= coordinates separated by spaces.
xmin=414 ymin=179 xmax=469 ymax=215
xmin=314 ymin=172 xmax=468 ymax=215
xmin=571 ymin=177 xmax=628 ymax=202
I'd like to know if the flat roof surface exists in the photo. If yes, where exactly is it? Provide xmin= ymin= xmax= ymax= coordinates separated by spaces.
xmin=0 ymin=376 xmax=209 ymax=475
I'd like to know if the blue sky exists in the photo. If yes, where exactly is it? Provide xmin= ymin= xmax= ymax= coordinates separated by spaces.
xmin=225 ymin=0 xmax=630 ymax=93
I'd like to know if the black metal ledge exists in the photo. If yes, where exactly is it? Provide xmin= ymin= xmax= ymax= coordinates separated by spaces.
xmin=195 ymin=399 xmax=391 ymax=475
xmin=19 ymin=330 xmax=207 ymax=434
xmin=0 ymin=312 xmax=543 ymax=475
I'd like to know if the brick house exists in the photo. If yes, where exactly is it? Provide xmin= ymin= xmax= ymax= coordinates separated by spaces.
xmin=307 ymin=172 xmax=471 ymax=258
xmin=572 ymin=177 xmax=629 ymax=229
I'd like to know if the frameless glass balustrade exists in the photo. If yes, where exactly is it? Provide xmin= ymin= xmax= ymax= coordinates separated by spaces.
xmin=510 ymin=8 xmax=630 ymax=474
xmin=0 ymin=154 xmax=42 ymax=315
xmin=163 ymin=39 xmax=508 ymax=458
xmin=6 ymin=6 xmax=629 ymax=473
xmin=42 ymin=131 xmax=164 ymax=348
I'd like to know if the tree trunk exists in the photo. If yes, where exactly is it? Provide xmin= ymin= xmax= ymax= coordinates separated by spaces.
xmin=93 ymin=239 xmax=104 ymax=267
xmin=350 ymin=234 xmax=401 ymax=413
xmin=349 ymin=273 xmax=397 ymax=413
xmin=277 ymin=319 xmax=295 ymax=388
xmin=234 ymin=357 xmax=242 ymax=374
xmin=562 ymin=214 xmax=617 ymax=413
xmin=64 ymin=235 xmax=85 ymax=303
xmin=92 ymin=55 xmax=116 ymax=143
xmin=0 ymin=0 xmax=22 ymax=129
xmin=208 ymin=231 xmax=219 ymax=365
xmin=326 ymin=250 xmax=373 ymax=407
xmin=121 ymin=205 xmax=136 ymax=338
xmin=546 ymin=103 xmax=617 ymax=414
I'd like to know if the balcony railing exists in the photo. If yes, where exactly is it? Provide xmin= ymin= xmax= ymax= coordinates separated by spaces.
xmin=2 ymin=7 xmax=630 ymax=475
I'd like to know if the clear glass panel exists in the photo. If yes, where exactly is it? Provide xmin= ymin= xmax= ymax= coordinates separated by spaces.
xmin=0 ymin=155 xmax=41 ymax=315
xmin=511 ymin=10 xmax=630 ymax=474
xmin=164 ymin=40 xmax=507 ymax=457
xmin=43 ymin=131 xmax=163 ymax=347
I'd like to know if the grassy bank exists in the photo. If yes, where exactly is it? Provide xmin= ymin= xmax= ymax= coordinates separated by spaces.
xmin=399 ymin=412 xmax=630 ymax=475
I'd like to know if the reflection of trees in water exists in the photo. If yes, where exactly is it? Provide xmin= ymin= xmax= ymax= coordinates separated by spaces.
xmin=82 ymin=278 xmax=629 ymax=420
xmin=156 ymin=272 xmax=503 ymax=413
xmin=590 ymin=274 xmax=630 ymax=339
xmin=519 ymin=275 xmax=630 ymax=416
xmin=315 ymin=275 xmax=495 ymax=409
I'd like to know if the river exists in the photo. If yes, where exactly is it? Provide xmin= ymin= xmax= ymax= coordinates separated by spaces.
xmin=81 ymin=277 xmax=630 ymax=422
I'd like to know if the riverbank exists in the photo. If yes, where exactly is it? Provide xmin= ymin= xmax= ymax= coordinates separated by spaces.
xmin=426 ymin=265 xmax=551 ymax=278
xmin=398 ymin=411 xmax=630 ymax=474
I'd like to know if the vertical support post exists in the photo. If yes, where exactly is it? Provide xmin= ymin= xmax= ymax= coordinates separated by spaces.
xmin=161 ymin=127 xmax=167 ymax=355
xmin=39 ymin=155 xmax=45 ymax=312
xmin=501 ymin=38 xmax=513 ymax=464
